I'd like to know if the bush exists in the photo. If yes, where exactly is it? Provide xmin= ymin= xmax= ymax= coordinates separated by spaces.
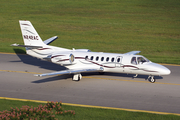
xmin=0 ymin=101 xmax=75 ymax=120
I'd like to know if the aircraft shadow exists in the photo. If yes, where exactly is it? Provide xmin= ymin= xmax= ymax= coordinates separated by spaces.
xmin=31 ymin=72 xmax=163 ymax=83
xmin=11 ymin=48 xmax=66 ymax=71
xmin=82 ymin=72 xmax=163 ymax=81
xmin=32 ymin=75 xmax=72 ymax=83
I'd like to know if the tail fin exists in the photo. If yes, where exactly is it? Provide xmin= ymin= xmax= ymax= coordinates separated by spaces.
xmin=19 ymin=20 xmax=46 ymax=46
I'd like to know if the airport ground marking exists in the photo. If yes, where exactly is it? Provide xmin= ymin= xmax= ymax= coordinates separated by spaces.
xmin=0 ymin=52 xmax=26 ymax=55
xmin=0 ymin=97 xmax=47 ymax=104
xmin=0 ymin=52 xmax=16 ymax=55
xmin=160 ymin=63 xmax=180 ymax=67
xmin=1 ymin=69 xmax=180 ymax=86
xmin=0 ymin=97 xmax=180 ymax=116
xmin=0 ymin=69 xmax=41 ymax=74
xmin=83 ymin=76 xmax=180 ymax=86
xmin=83 ymin=76 xmax=150 ymax=83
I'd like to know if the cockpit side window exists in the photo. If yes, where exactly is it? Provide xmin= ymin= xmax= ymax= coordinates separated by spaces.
xmin=131 ymin=57 xmax=137 ymax=65
xmin=137 ymin=57 xmax=149 ymax=64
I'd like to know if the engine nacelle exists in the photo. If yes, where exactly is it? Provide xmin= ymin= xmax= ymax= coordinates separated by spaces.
xmin=50 ymin=53 xmax=75 ymax=65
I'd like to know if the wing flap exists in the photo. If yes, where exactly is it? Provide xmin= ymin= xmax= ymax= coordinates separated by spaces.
xmin=35 ymin=67 xmax=104 ymax=77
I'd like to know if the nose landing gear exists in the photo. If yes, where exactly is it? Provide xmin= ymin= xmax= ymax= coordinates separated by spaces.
xmin=148 ymin=76 xmax=156 ymax=83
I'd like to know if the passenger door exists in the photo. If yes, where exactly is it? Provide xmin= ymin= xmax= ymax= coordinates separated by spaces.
xmin=115 ymin=56 xmax=122 ymax=67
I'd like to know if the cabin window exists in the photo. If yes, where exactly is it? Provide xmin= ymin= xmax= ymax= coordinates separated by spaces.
xmin=131 ymin=57 xmax=137 ymax=65
xmin=106 ymin=57 xmax=109 ymax=62
xmin=111 ymin=58 xmax=115 ymax=62
xmin=90 ymin=56 xmax=94 ymax=60
xmin=101 ymin=57 xmax=104 ymax=61
xmin=96 ymin=56 xmax=99 ymax=61
xmin=117 ymin=58 xmax=121 ymax=63
xmin=85 ymin=56 xmax=88 ymax=60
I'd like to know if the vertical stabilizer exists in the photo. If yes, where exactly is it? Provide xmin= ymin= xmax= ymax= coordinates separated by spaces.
xmin=19 ymin=20 xmax=45 ymax=46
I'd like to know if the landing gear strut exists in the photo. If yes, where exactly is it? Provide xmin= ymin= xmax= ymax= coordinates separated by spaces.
xmin=148 ymin=76 xmax=156 ymax=83
xmin=133 ymin=74 xmax=138 ymax=78
xmin=72 ymin=74 xmax=82 ymax=81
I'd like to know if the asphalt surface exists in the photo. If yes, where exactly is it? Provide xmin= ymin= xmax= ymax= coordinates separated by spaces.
xmin=0 ymin=53 xmax=180 ymax=114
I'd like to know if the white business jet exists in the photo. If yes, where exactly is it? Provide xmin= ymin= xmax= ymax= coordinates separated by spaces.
xmin=11 ymin=20 xmax=171 ymax=83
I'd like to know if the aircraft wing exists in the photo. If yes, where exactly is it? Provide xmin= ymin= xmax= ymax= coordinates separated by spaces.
xmin=35 ymin=67 xmax=104 ymax=77
xmin=43 ymin=36 xmax=58 ymax=45
xmin=124 ymin=51 xmax=141 ymax=55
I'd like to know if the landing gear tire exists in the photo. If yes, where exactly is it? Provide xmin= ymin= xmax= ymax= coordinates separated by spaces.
xmin=72 ymin=74 xmax=82 ymax=81
xmin=148 ymin=76 xmax=156 ymax=83
xmin=76 ymin=75 xmax=81 ymax=81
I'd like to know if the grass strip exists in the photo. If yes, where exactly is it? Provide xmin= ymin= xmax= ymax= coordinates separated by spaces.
xmin=0 ymin=99 xmax=180 ymax=120
xmin=0 ymin=0 xmax=179 ymax=64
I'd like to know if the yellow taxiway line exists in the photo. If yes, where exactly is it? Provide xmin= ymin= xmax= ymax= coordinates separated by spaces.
xmin=0 ymin=52 xmax=26 ymax=55
xmin=83 ymin=76 xmax=180 ymax=86
xmin=0 ymin=69 xmax=41 ymax=74
xmin=0 ymin=97 xmax=180 ymax=116
xmin=160 ymin=63 xmax=180 ymax=67
xmin=1 ymin=69 xmax=180 ymax=86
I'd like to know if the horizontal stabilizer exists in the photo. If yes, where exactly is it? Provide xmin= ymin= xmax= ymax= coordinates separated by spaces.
xmin=11 ymin=43 xmax=43 ymax=48
xmin=43 ymin=36 xmax=58 ymax=45
xmin=124 ymin=51 xmax=141 ymax=55
xmin=35 ymin=67 xmax=104 ymax=77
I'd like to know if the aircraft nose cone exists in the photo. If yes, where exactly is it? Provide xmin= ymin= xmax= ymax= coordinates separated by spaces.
xmin=158 ymin=64 xmax=171 ymax=75
xmin=163 ymin=67 xmax=171 ymax=75
xmin=150 ymin=63 xmax=171 ymax=75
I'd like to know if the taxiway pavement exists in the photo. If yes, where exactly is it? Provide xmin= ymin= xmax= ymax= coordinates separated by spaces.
xmin=0 ymin=53 xmax=180 ymax=114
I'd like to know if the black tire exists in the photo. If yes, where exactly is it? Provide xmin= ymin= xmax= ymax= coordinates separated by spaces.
xmin=77 ymin=75 xmax=80 ymax=81
xmin=149 ymin=77 xmax=156 ymax=83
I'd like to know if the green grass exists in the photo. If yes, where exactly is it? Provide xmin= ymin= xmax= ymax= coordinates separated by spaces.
xmin=0 ymin=99 xmax=180 ymax=120
xmin=0 ymin=0 xmax=180 ymax=64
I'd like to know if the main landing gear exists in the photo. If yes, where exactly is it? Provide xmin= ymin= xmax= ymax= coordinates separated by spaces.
xmin=71 ymin=73 xmax=156 ymax=83
xmin=148 ymin=76 xmax=156 ymax=83
xmin=72 ymin=74 xmax=82 ymax=81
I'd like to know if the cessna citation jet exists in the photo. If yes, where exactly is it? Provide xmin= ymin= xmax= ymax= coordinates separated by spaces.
xmin=11 ymin=20 xmax=171 ymax=83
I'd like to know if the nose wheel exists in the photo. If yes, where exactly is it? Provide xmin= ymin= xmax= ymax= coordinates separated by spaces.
xmin=148 ymin=76 xmax=156 ymax=83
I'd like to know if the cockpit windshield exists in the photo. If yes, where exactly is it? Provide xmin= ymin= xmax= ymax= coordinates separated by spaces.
xmin=137 ymin=57 xmax=149 ymax=64
xmin=131 ymin=56 xmax=149 ymax=65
